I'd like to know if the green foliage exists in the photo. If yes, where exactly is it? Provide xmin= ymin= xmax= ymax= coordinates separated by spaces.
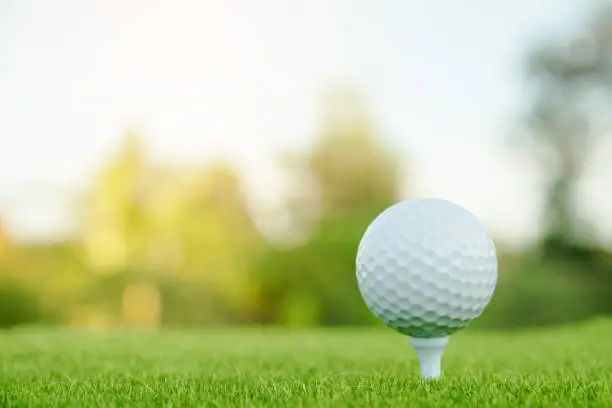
xmin=1 ymin=321 xmax=611 ymax=407
xmin=76 ymin=133 xmax=266 ymax=327
xmin=479 ymin=258 xmax=595 ymax=329
xmin=0 ymin=278 xmax=40 ymax=327
xmin=1 ymin=60 xmax=612 ymax=330
xmin=254 ymin=212 xmax=383 ymax=326
xmin=253 ymin=87 xmax=401 ymax=327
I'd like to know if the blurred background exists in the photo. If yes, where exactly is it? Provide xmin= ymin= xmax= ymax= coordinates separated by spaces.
xmin=0 ymin=0 xmax=611 ymax=330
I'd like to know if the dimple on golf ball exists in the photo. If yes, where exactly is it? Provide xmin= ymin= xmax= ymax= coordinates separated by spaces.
xmin=356 ymin=197 xmax=498 ymax=338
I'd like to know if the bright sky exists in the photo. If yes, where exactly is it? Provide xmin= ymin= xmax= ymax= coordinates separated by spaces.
xmin=1 ymin=0 xmax=608 ymax=249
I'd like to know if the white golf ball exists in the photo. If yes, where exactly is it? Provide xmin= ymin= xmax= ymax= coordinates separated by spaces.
xmin=356 ymin=197 xmax=497 ymax=338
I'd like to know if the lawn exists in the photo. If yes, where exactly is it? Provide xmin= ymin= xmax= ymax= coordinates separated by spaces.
xmin=1 ymin=318 xmax=611 ymax=407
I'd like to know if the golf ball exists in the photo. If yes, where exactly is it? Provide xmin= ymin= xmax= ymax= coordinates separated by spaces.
xmin=356 ymin=197 xmax=497 ymax=338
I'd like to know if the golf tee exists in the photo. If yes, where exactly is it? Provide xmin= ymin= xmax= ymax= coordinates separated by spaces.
xmin=409 ymin=336 xmax=449 ymax=380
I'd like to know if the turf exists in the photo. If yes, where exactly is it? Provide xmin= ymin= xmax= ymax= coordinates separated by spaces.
xmin=0 ymin=318 xmax=611 ymax=407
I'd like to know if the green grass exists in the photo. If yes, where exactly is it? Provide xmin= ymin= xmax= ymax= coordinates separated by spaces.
xmin=1 ymin=318 xmax=611 ymax=407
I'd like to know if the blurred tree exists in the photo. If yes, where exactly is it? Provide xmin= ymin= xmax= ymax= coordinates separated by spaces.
xmin=521 ymin=5 xmax=612 ymax=256
xmin=511 ymin=4 xmax=612 ymax=320
xmin=285 ymin=86 xmax=401 ymax=225
xmin=151 ymin=164 xmax=267 ymax=326
xmin=81 ymin=132 xmax=149 ymax=272
xmin=255 ymin=86 xmax=404 ymax=326
xmin=80 ymin=132 xmax=265 ymax=327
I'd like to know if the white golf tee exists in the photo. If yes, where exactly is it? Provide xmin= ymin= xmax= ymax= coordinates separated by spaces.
xmin=409 ymin=336 xmax=449 ymax=380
